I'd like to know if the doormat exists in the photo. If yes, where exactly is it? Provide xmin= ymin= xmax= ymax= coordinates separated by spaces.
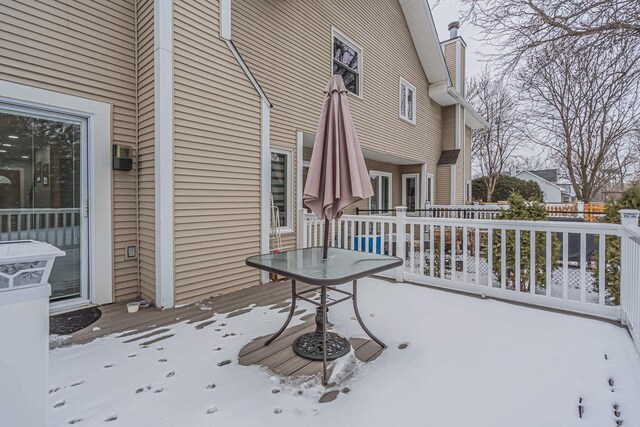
xmin=50 ymin=307 xmax=102 ymax=335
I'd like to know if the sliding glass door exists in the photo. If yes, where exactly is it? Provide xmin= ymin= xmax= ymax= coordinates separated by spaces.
xmin=0 ymin=105 xmax=88 ymax=304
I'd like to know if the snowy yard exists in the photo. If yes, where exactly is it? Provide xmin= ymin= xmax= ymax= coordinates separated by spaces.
xmin=49 ymin=278 xmax=640 ymax=427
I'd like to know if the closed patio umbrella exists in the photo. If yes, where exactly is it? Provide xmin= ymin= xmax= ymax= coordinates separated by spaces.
xmin=303 ymin=75 xmax=374 ymax=259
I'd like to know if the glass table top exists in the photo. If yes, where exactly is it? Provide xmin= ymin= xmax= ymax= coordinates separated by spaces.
xmin=245 ymin=247 xmax=403 ymax=286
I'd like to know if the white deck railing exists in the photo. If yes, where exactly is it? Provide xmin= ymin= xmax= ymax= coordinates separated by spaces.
xmin=0 ymin=208 xmax=80 ymax=250
xmin=621 ymin=211 xmax=640 ymax=353
xmin=299 ymin=208 xmax=640 ymax=343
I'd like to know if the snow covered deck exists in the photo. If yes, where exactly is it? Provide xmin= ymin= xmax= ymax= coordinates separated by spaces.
xmin=50 ymin=278 xmax=640 ymax=427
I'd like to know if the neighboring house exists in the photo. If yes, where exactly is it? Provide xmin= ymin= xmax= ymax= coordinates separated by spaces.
xmin=0 ymin=0 xmax=485 ymax=310
xmin=510 ymin=169 xmax=575 ymax=203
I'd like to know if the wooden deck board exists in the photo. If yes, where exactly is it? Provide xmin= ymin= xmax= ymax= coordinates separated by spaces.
xmin=59 ymin=279 xmax=385 ymax=381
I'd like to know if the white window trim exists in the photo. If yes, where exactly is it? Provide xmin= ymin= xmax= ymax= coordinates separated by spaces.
xmin=427 ymin=173 xmax=435 ymax=204
xmin=270 ymin=147 xmax=294 ymax=232
xmin=399 ymin=77 xmax=417 ymax=124
xmin=332 ymin=27 xmax=364 ymax=99
xmin=402 ymin=173 xmax=420 ymax=209
xmin=0 ymin=79 xmax=113 ymax=306
xmin=369 ymin=170 xmax=393 ymax=210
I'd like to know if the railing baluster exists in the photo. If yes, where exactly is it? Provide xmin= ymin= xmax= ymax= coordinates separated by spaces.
xmin=515 ymin=229 xmax=521 ymax=292
xmin=487 ymin=226 xmax=493 ymax=287
xmin=429 ymin=224 xmax=434 ymax=277
xmin=598 ymin=234 xmax=605 ymax=306
xmin=462 ymin=226 xmax=468 ymax=284
xmin=440 ymin=225 xmax=445 ymax=279
xmin=419 ymin=223 xmax=424 ymax=276
xmin=580 ymin=233 xmax=587 ymax=303
xmin=562 ymin=232 xmax=569 ymax=300
xmin=546 ymin=231 xmax=552 ymax=297
xmin=530 ymin=230 xmax=536 ymax=295
xmin=407 ymin=223 xmax=413 ymax=273
xmin=451 ymin=224 xmax=457 ymax=278
xmin=501 ymin=228 xmax=506 ymax=290
xmin=475 ymin=226 xmax=480 ymax=286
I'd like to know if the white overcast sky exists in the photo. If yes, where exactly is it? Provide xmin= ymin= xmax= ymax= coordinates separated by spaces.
xmin=429 ymin=0 xmax=486 ymax=78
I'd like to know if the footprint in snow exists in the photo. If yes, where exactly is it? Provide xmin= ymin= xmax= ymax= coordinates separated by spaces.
xmin=206 ymin=407 xmax=218 ymax=414
xmin=158 ymin=358 xmax=168 ymax=363
xmin=135 ymin=385 xmax=151 ymax=394
xmin=154 ymin=388 xmax=164 ymax=394
xmin=128 ymin=354 xmax=137 ymax=358
xmin=206 ymin=383 xmax=216 ymax=389
xmin=70 ymin=380 xmax=85 ymax=387
xmin=104 ymin=364 xmax=114 ymax=368
xmin=68 ymin=418 xmax=82 ymax=425
xmin=274 ymin=408 xmax=283 ymax=414
xmin=49 ymin=387 xmax=60 ymax=394
xmin=105 ymin=415 xmax=118 ymax=422
xmin=53 ymin=400 xmax=65 ymax=408
xmin=156 ymin=347 xmax=164 ymax=351
xmin=166 ymin=371 xmax=175 ymax=378
xmin=213 ymin=347 xmax=222 ymax=351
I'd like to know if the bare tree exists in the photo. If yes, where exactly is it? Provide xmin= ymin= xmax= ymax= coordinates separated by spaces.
xmin=458 ymin=0 xmax=640 ymax=77
xmin=520 ymin=43 xmax=640 ymax=202
xmin=468 ymin=68 xmax=523 ymax=202
xmin=506 ymin=154 xmax=550 ymax=173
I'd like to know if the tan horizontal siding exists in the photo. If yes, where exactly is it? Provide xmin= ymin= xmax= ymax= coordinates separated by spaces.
xmin=233 ymin=0 xmax=443 ymax=251
xmin=456 ymin=107 xmax=465 ymax=204
xmin=172 ymin=0 xmax=262 ymax=306
xmin=0 ymin=0 xmax=138 ymax=302
xmin=445 ymin=42 xmax=456 ymax=89
xmin=136 ymin=0 xmax=155 ymax=303
xmin=436 ymin=166 xmax=452 ymax=205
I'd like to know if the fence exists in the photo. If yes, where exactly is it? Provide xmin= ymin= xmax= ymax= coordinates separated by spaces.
xmin=299 ymin=208 xmax=640 ymax=351
xmin=356 ymin=202 xmax=607 ymax=222
xmin=356 ymin=205 xmax=506 ymax=219
xmin=0 ymin=208 xmax=80 ymax=250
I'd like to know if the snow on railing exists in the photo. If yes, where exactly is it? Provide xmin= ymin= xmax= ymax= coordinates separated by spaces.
xmin=299 ymin=207 xmax=624 ymax=320
xmin=620 ymin=210 xmax=640 ymax=353
xmin=0 ymin=208 xmax=80 ymax=250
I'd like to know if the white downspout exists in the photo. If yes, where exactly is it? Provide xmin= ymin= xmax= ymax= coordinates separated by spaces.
xmin=220 ymin=0 xmax=271 ymax=284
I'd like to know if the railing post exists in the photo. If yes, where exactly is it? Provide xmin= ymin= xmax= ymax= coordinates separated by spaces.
xmin=577 ymin=201 xmax=585 ymax=219
xmin=395 ymin=206 xmax=407 ymax=283
xmin=619 ymin=209 xmax=640 ymax=325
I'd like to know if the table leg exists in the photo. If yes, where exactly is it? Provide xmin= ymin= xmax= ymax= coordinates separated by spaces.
xmin=352 ymin=280 xmax=386 ymax=349
xmin=321 ymin=285 xmax=328 ymax=385
xmin=264 ymin=279 xmax=297 ymax=346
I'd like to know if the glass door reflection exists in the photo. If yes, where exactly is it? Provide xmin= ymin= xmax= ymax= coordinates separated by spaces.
xmin=0 ymin=107 xmax=87 ymax=303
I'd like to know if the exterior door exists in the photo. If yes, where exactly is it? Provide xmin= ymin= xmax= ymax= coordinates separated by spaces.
xmin=0 ymin=105 xmax=88 ymax=307
xmin=369 ymin=171 xmax=392 ymax=211
xmin=402 ymin=173 xmax=419 ymax=210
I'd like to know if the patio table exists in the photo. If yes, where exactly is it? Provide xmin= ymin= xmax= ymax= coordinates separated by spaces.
xmin=245 ymin=247 xmax=402 ymax=384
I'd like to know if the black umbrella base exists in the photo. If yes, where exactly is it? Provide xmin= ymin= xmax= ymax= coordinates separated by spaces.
xmin=292 ymin=332 xmax=351 ymax=361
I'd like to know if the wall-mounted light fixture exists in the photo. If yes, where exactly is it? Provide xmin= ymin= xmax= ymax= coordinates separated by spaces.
xmin=113 ymin=145 xmax=133 ymax=171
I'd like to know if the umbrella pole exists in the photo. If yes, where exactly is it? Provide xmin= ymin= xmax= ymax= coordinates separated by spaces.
xmin=322 ymin=218 xmax=329 ymax=259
